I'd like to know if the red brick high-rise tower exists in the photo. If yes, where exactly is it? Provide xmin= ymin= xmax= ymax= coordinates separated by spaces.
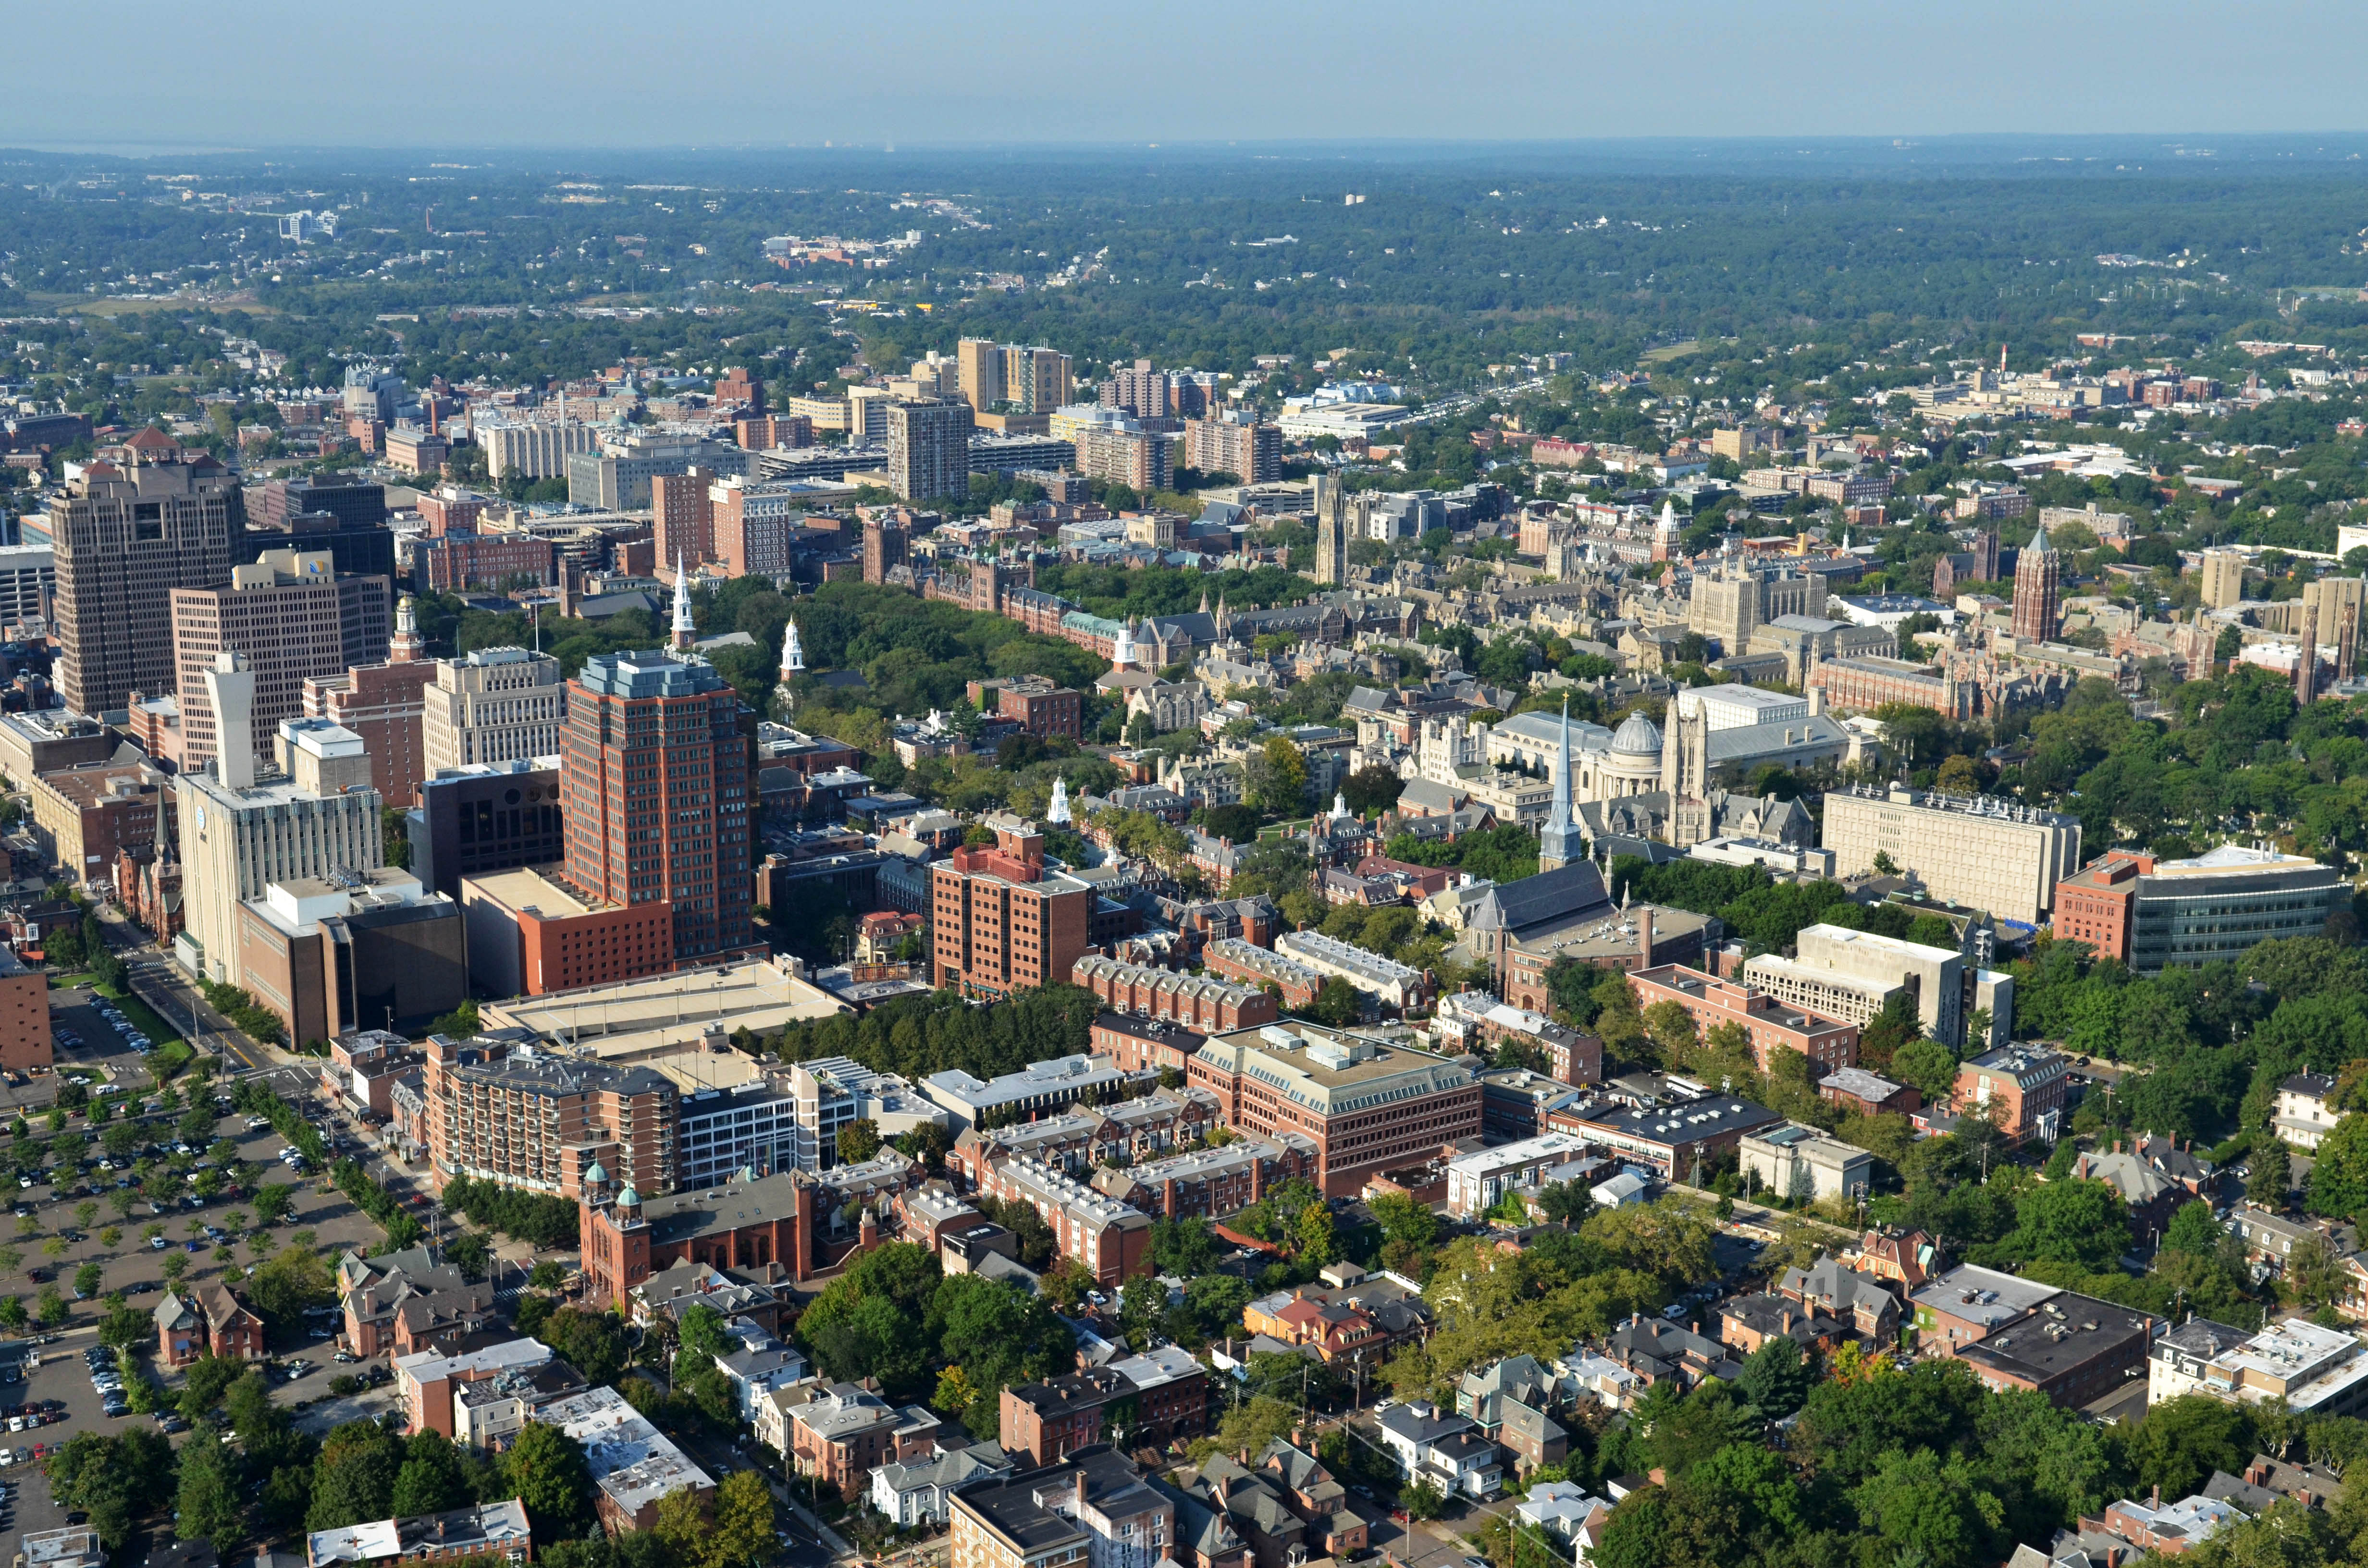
xmin=559 ymin=650 xmax=754 ymax=967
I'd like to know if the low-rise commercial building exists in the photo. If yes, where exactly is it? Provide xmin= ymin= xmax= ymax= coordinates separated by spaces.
xmin=461 ymin=863 xmax=674 ymax=997
xmin=1189 ymin=1023 xmax=1481 ymax=1197
xmin=923 ymin=1053 xmax=1130 ymax=1128
xmin=1444 ymin=1132 xmax=1596 ymax=1219
xmin=1626 ymin=963 xmax=1860 ymax=1074
xmin=1554 ymin=1092 xmax=1784 ymax=1181
xmin=948 ymin=1449 xmax=1182 ymax=1568
xmin=543 ymin=1383 xmax=717 ymax=1532
xmin=303 ymin=1500 xmax=531 ymax=1568
xmin=2146 ymin=1316 xmax=2368 ymax=1416
xmin=1739 ymin=1122 xmax=1873 ymax=1204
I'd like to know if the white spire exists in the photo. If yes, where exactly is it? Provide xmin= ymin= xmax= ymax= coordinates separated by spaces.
xmin=1657 ymin=499 xmax=1677 ymax=534
xmin=1331 ymin=791 xmax=1350 ymax=821
xmin=1111 ymin=619 xmax=1136 ymax=669
xmin=671 ymin=553 xmax=695 ymax=650
xmin=780 ymin=617 xmax=804 ymax=676
xmin=1048 ymin=777 xmax=1072 ymax=825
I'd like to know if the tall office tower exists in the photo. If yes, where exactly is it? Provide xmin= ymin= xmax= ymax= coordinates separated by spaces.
xmin=2010 ymin=527 xmax=2061 ymax=643
xmin=651 ymin=469 xmax=715 ymax=566
xmin=175 ymin=652 xmax=385 ymax=987
xmin=1311 ymin=475 xmax=1350 ymax=586
xmin=300 ymin=595 xmax=436 ymax=809
xmin=1000 ymin=346 xmax=1073 ymax=414
xmin=958 ymin=338 xmax=1006 ymax=411
xmin=50 ymin=453 xmax=242 ymax=717
xmin=888 ymin=397 xmax=974 ymax=502
xmin=422 ymin=647 xmax=567 ymax=773
xmin=1101 ymin=360 xmax=1174 ymax=419
xmin=863 ymin=516 xmax=910 ymax=585
xmin=171 ymin=549 xmax=392 ymax=774
xmin=559 ymin=650 xmax=754 ymax=967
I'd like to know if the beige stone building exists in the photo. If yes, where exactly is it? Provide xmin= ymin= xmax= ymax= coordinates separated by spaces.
xmin=422 ymin=647 xmax=567 ymax=773
xmin=1821 ymin=784 xmax=2081 ymax=926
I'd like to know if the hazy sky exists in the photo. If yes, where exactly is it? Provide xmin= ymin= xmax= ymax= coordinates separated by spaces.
xmin=13 ymin=0 xmax=2368 ymax=151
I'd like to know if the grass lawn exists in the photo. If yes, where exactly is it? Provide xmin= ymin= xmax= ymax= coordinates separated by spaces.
xmin=46 ymin=973 xmax=99 ymax=989
xmin=90 ymin=980 xmax=189 ymax=1066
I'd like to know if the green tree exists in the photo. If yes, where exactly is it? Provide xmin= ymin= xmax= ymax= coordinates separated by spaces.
xmin=2306 ymin=1114 xmax=2368 ymax=1218
xmin=1890 ymin=1038 xmax=1961 ymax=1103
xmin=2250 ymin=1138 xmax=2293 ymax=1208
xmin=501 ymin=1420 xmax=597 ymax=1542
xmin=2011 ymin=1177 xmax=2130 ymax=1271
xmin=305 ymin=1420 xmax=406 ymax=1531
xmin=2123 ymin=1394 xmax=2254 ymax=1501
xmin=390 ymin=1430 xmax=472 ymax=1519
xmin=179 ymin=1354 xmax=247 ymax=1425
xmin=175 ymin=1424 xmax=247 ymax=1555
xmin=835 ymin=1118 xmax=881 ymax=1164
xmin=704 ymin=1469 xmax=779 ymax=1568
xmin=1736 ymin=1335 xmax=1813 ymax=1419
xmin=2161 ymin=1199 xmax=2225 ymax=1258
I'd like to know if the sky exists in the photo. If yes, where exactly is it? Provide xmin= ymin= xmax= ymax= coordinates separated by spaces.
xmin=12 ymin=0 xmax=2368 ymax=152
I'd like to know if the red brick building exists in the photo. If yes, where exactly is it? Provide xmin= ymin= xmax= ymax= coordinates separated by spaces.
xmin=461 ymin=865 xmax=675 ymax=996
xmin=1955 ymin=1044 xmax=2069 ymax=1144
xmin=1089 ymin=1013 xmax=1209 ymax=1075
xmin=561 ymin=650 xmax=756 ymax=968
xmin=579 ymin=1168 xmax=808 ymax=1307
xmin=413 ymin=531 xmax=555 ymax=593
xmin=652 ymin=472 xmax=715 ymax=566
xmin=2052 ymin=851 xmax=2150 ymax=961
xmin=930 ymin=818 xmax=1094 ymax=1000
xmin=1188 ymin=1022 xmax=1482 ymax=1198
xmin=1627 ymin=963 xmax=1860 ymax=1074
xmin=301 ymin=629 xmax=437 ymax=808
xmin=1071 ymin=955 xmax=1279 ymax=1031
xmin=966 ymin=676 xmax=1083 ymax=740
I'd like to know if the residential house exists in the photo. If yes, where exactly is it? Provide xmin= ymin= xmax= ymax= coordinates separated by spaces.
xmin=1719 ymin=1294 xmax=1853 ymax=1357
xmin=1777 ymin=1254 xmax=1904 ymax=1343
xmin=1455 ymin=1355 xmax=1568 ymax=1474
xmin=869 ymin=1440 xmax=1012 ymax=1528
xmin=1257 ymin=1438 xmax=1368 ymax=1558
xmin=1375 ymin=1399 xmax=1503 ymax=1499
xmin=1516 ymin=1482 xmax=1614 ymax=1565
xmin=2275 ymin=1074 xmax=2340 ymax=1152
xmin=787 ymin=1380 xmax=942 ymax=1494
xmin=1177 ymin=1455 xmax=1310 ymax=1568
xmin=338 ymin=1246 xmax=494 ymax=1357
xmin=157 ymin=1285 xmax=265 ymax=1367
xmin=1601 ymin=1314 xmax=1742 ymax=1390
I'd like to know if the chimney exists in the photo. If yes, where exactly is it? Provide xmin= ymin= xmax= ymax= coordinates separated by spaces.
xmin=203 ymin=650 xmax=258 ymax=790
xmin=1638 ymin=906 xmax=1655 ymax=970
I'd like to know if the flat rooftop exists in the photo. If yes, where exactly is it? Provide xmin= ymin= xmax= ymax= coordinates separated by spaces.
xmin=481 ymin=956 xmax=847 ymax=1061
xmin=1911 ymin=1263 xmax=2059 ymax=1330
xmin=462 ymin=864 xmax=599 ymax=919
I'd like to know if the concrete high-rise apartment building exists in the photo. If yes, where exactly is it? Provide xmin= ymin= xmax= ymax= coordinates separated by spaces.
xmin=481 ymin=420 xmax=599 ymax=481
xmin=171 ymin=549 xmax=392 ymax=774
xmin=300 ymin=595 xmax=436 ymax=808
xmin=1072 ymin=428 xmax=1173 ymax=496
xmin=846 ymin=385 xmax=896 ymax=445
xmin=1822 ymin=783 xmax=2081 ymax=927
xmin=2199 ymin=549 xmax=2247 ymax=611
xmin=560 ymin=650 xmax=755 ymax=968
xmin=887 ymin=398 xmax=974 ymax=502
xmin=565 ymin=434 xmax=751 ymax=510
xmin=174 ymin=653 xmax=385 ymax=987
xmin=651 ymin=469 xmax=716 ymax=566
xmin=1100 ymin=360 xmax=1173 ymax=419
xmin=422 ymin=647 xmax=567 ymax=774
xmin=929 ymin=816 xmax=1093 ymax=1001
xmin=50 ymin=454 xmax=242 ymax=718
xmin=957 ymin=339 xmax=1072 ymax=414
xmin=1183 ymin=417 xmax=1282 ymax=484
xmin=958 ymin=338 xmax=1005 ymax=412
xmin=2010 ymin=527 xmax=2061 ymax=642
xmin=710 ymin=477 xmax=809 ymax=578
xmin=1000 ymin=346 xmax=1072 ymax=414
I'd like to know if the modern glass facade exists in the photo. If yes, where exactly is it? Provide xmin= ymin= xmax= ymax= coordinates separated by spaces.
xmin=2129 ymin=858 xmax=2344 ymax=971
